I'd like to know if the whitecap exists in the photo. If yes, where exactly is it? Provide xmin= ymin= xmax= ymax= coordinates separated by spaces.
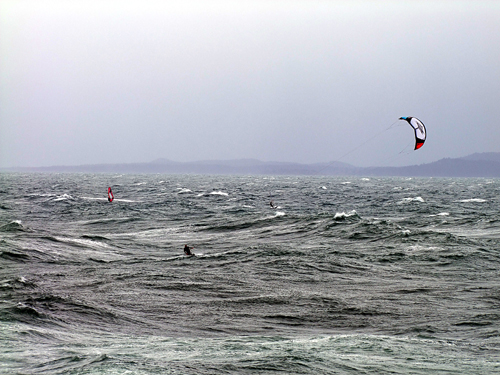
xmin=54 ymin=236 xmax=110 ymax=249
xmin=262 ymin=211 xmax=286 ymax=221
xmin=399 ymin=197 xmax=425 ymax=204
xmin=334 ymin=210 xmax=357 ymax=219
xmin=429 ymin=212 xmax=450 ymax=217
xmin=273 ymin=211 xmax=285 ymax=218
xmin=81 ymin=198 xmax=141 ymax=203
xmin=209 ymin=191 xmax=229 ymax=196
xmin=53 ymin=194 xmax=74 ymax=201
xmin=177 ymin=188 xmax=192 ymax=194
xmin=29 ymin=193 xmax=56 ymax=198
xmin=459 ymin=198 xmax=487 ymax=203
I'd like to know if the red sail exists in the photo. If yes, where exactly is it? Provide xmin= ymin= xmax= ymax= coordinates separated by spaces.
xmin=108 ymin=187 xmax=114 ymax=202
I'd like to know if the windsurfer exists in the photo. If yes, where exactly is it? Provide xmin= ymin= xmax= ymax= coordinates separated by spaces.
xmin=184 ymin=244 xmax=194 ymax=256
xmin=108 ymin=187 xmax=114 ymax=202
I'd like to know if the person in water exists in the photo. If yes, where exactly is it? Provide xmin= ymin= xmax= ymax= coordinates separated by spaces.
xmin=184 ymin=244 xmax=193 ymax=256
xmin=270 ymin=201 xmax=276 ymax=209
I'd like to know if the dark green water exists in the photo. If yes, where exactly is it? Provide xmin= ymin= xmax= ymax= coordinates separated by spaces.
xmin=1 ymin=173 xmax=499 ymax=374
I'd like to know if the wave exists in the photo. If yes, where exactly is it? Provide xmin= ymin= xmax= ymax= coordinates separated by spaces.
xmin=398 ymin=197 xmax=425 ymax=204
xmin=209 ymin=191 xmax=229 ymax=196
xmin=32 ymin=354 xmax=111 ymax=375
xmin=334 ymin=210 xmax=358 ymax=221
xmin=0 ymin=276 xmax=34 ymax=292
xmin=33 ymin=235 xmax=124 ymax=264
xmin=80 ymin=234 xmax=111 ymax=241
xmin=429 ymin=212 xmax=450 ymax=217
xmin=0 ymin=220 xmax=26 ymax=232
xmin=33 ymin=334 xmax=500 ymax=373
xmin=3 ymin=332 xmax=492 ymax=374
xmin=81 ymin=196 xmax=109 ymax=201
xmin=0 ymin=249 xmax=30 ymax=261
xmin=53 ymin=193 xmax=75 ymax=202
xmin=7 ymin=293 xmax=121 ymax=329
xmin=10 ymin=302 xmax=42 ymax=319
xmin=27 ymin=192 xmax=77 ymax=202
xmin=30 ymin=194 xmax=142 ymax=204
xmin=82 ymin=217 xmax=143 ymax=226
xmin=199 ymin=212 xmax=287 ymax=232
xmin=192 ymin=191 xmax=230 ymax=197
xmin=160 ymin=249 xmax=246 ymax=262
xmin=263 ymin=211 xmax=285 ymax=220
xmin=52 ymin=236 xmax=111 ymax=250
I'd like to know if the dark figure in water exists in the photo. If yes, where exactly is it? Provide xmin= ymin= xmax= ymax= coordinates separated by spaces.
xmin=184 ymin=244 xmax=193 ymax=256
xmin=270 ymin=201 xmax=276 ymax=209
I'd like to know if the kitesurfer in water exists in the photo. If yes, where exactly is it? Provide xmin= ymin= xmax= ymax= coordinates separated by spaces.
xmin=184 ymin=244 xmax=193 ymax=256
xmin=270 ymin=201 xmax=277 ymax=209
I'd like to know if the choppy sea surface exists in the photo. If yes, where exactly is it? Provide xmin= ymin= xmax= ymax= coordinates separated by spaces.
xmin=1 ymin=173 xmax=500 ymax=374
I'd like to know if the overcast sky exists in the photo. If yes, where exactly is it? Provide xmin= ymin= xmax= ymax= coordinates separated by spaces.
xmin=1 ymin=0 xmax=499 ymax=168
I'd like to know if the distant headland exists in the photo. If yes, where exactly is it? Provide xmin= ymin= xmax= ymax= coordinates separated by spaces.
xmin=4 ymin=152 xmax=500 ymax=178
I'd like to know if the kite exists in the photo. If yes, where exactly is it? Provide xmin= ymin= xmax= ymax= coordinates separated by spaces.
xmin=399 ymin=117 xmax=427 ymax=150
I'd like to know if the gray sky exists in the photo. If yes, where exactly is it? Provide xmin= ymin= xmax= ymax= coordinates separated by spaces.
xmin=1 ymin=0 xmax=499 ymax=168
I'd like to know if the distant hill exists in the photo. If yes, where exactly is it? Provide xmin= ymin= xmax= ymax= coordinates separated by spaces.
xmin=364 ymin=157 xmax=500 ymax=177
xmin=360 ymin=152 xmax=500 ymax=177
xmin=460 ymin=152 xmax=500 ymax=163
xmin=10 ymin=159 xmax=356 ymax=176
xmin=4 ymin=153 xmax=500 ymax=177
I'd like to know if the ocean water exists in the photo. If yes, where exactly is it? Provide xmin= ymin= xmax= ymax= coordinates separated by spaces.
xmin=1 ymin=173 xmax=500 ymax=374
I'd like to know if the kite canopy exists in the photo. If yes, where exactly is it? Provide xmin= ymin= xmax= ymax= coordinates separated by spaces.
xmin=399 ymin=117 xmax=427 ymax=150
